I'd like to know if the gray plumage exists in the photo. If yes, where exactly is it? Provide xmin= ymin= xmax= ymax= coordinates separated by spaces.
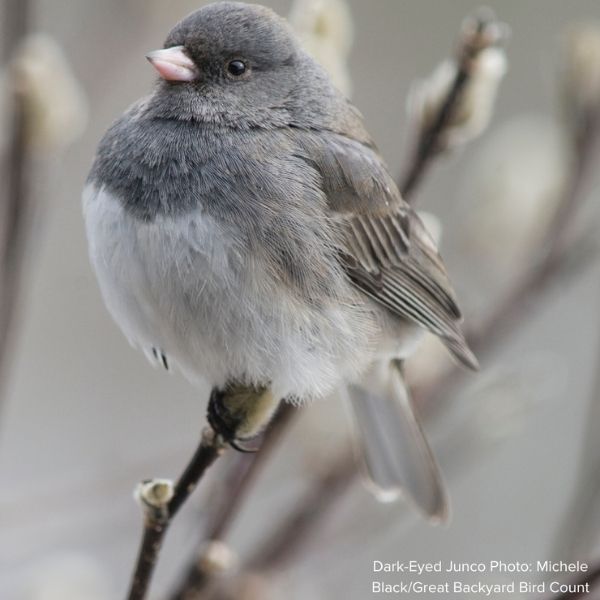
xmin=84 ymin=1 xmax=476 ymax=520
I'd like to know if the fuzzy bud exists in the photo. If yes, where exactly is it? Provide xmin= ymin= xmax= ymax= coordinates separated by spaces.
xmin=407 ymin=10 xmax=508 ymax=153
xmin=8 ymin=34 xmax=88 ymax=151
xmin=289 ymin=0 xmax=354 ymax=96
xmin=561 ymin=22 xmax=600 ymax=135
xmin=198 ymin=540 xmax=239 ymax=576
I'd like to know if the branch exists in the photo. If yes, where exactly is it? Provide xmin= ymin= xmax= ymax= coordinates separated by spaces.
xmin=1 ymin=11 xmax=87 ymax=412
xmin=206 ymin=402 xmax=297 ymax=541
xmin=169 ymin=402 xmax=297 ymax=599
xmin=127 ymin=427 xmax=226 ymax=600
xmin=400 ymin=9 xmax=506 ymax=199
xmin=248 ymin=449 xmax=356 ymax=572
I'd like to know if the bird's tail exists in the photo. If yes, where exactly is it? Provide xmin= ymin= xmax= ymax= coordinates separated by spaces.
xmin=342 ymin=359 xmax=449 ymax=523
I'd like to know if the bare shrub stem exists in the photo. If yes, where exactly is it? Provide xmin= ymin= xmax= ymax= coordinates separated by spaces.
xmin=127 ymin=427 xmax=226 ymax=600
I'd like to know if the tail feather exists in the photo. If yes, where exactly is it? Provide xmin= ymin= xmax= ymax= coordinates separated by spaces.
xmin=343 ymin=359 xmax=449 ymax=523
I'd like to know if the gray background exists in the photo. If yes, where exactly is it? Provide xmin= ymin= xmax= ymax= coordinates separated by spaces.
xmin=1 ymin=1 xmax=600 ymax=598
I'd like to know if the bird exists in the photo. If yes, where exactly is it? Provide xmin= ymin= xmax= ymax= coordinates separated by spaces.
xmin=83 ymin=1 xmax=477 ymax=522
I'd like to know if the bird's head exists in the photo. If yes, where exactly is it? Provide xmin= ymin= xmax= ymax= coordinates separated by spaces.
xmin=144 ymin=2 xmax=332 ymax=127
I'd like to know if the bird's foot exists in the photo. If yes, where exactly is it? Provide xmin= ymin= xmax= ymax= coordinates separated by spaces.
xmin=207 ymin=386 xmax=271 ymax=453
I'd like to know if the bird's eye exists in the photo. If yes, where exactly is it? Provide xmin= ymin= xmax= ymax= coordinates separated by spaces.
xmin=227 ymin=59 xmax=247 ymax=77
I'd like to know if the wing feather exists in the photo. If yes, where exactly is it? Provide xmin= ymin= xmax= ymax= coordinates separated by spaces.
xmin=291 ymin=129 xmax=477 ymax=369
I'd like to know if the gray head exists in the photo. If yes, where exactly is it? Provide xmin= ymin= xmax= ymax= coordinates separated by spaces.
xmin=144 ymin=2 xmax=338 ymax=127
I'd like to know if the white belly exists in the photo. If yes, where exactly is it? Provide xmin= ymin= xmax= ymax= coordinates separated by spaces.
xmin=83 ymin=184 xmax=377 ymax=400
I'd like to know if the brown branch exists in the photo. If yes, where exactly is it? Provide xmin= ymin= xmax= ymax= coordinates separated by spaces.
xmin=0 ymin=0 xmax=31 ymax=406
xmin=206 ymin=402 xmax=297 ymax=541
xmin=415 ymin=236 xmax=595 ymax=413
xmin=169 ymin=402 xmax=297 ymax=600
xmin=400 ymin=10 xmax=503 ymax=200
xmin=400 ymin=60 xmax=468 ymax=199
xmin=248 ymin=449 xmax=356 ymax=572
xmin=127 ymin=427 xmax=226 ymax=600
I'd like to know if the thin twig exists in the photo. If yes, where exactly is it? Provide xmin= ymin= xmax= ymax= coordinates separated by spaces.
xmin=0 ymin=0 xmax=30 ymax=405
xmin=248 ymin=449 xmax=356 ymax=572
xmin=400 ymin=11 xmax=502 ymax=199
xmin=400 ymin=63 xmax=468 ymax=199
xmin=415 ymin=239 xmax=595 ymax=412
xmin=128 ymin=427 xmax=226 ymax=600
xmin=206 ymin=402 xmax=296 ymax=541
xmin=169 ymin=403 xmax=297 ymax=599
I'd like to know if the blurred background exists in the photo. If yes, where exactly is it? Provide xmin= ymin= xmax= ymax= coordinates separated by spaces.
xmin=1 ymin=0 xmax=600 ymax=598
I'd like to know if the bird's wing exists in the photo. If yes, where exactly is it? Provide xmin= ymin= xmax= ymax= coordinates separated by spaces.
xmin=292 ymin=130 xmax=477 ymax=369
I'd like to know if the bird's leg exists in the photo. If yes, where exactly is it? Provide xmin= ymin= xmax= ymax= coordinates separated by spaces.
xmin=207 ymin=383 xmax=280 ymax=452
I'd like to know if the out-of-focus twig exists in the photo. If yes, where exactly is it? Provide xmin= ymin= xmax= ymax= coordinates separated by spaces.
xmin=417 ymin=237 xmax=596 ymax=410
xmin=0 ymin=0 xmax=30 ymax=405
xmin=128 ymin=427 xmax=226 ymax=600
xmin=248 ymin=448 xmax=356 ymax=572
xmin=169 ymin=403 xmax=297 ymax=600
xmin=401 ymin=9 xmax=507 ymax=200
xmin=1 ymin=26 xmax=87 ymax=412
xmin=205 ymin=403 xmax=297 ymax=542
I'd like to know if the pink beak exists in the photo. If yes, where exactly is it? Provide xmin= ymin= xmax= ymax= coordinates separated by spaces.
xmin=146 ymin=46 xmax=199 ymax=82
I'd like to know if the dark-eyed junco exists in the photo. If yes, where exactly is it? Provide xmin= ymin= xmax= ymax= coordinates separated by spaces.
xmin=83 ymin=1 xmax=476 ymax=521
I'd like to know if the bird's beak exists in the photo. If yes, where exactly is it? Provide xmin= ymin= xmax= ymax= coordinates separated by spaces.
xmin=146 ymin=46 xmax=199 ymax=82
